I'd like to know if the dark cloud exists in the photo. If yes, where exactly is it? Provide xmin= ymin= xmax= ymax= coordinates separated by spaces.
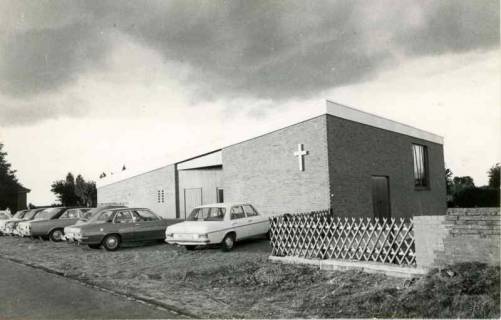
xmin=0 ymin=0 xmax=498 ymax=124
xmin=0 ymin=23 xmax=109 ymax=97
xmin=0 ymin=97 xmax=87 ymax=126
xmin=396 ymin=1 xmax=499 ymax=56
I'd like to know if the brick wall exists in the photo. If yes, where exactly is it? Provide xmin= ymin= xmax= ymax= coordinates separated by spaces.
xmin=414 ymin=208 xmax=500 ymax=269
xmin=222 ymin=116 xmax=331 ymax=216
xmin=97 ymin=165 xmax=177 ymax=219
xmin=326 ymin=115 xmax=447 ymax=218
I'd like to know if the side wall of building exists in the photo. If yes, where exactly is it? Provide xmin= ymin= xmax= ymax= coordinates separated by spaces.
xmin=222 ymin=116 xmax=331 ymax=216
xmin=326 ymin=115 xmax=446 ymax=218
xmin=97 ymin=165 xmax=177 ymax=218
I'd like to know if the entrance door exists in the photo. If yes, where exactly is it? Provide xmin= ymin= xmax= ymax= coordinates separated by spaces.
xmin=184 ymin=188 xmax=202 ymax=219
xmin=371 ymin=176 xmax=391 ymax=220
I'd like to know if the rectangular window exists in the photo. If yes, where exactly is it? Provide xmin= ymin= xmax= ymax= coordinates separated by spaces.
xmin=412 ymin=144 xmax=429 ymax=188
xmin=216 ymin=188 xmax=224 ymax=203
xmin=157 ymin=189 xmax=165 ymax=203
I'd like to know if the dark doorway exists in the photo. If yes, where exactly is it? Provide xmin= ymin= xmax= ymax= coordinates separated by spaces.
xmin=371 ymin=176 xmax=391 ymax=219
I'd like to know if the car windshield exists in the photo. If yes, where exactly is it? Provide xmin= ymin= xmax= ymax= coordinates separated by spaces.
xmin=87 ymin=210 xmax=114 ymax=223
xmin=187 ymin=207 xmax=226 ymax=221
xmin=23 ymin=210 xmax=41 ymax=220
xmin=12 ymin=211 xmax=26 ymax=219
xmin=35 ymin=208 xmax=61 ymax=220
xmin=81 ymin=207 xmax=100 ymax=220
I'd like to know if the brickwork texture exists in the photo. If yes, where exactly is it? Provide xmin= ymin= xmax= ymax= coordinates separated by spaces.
xmin=222 ymin=116 xmax=331 ymax=216
xmin=326 ymin=115 xmax=446 ymax=218
xmin=97 ymin=165 xmax=177 ymax=218
xmin=97 ymin=113 xmax=447 ymax=219
xmin=414 ymin=208 xmax=500 ymax=269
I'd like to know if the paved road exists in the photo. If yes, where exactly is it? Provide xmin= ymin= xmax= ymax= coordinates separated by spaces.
xmin=0 ymin=258 xmax=183 ymax=319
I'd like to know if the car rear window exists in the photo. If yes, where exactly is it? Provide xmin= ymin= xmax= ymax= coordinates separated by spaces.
xmin=242 ymin=205 xmax=258 ymax=217
xmin=230 ymin=206 xmax=245 ymax=220
xmin=188 ymin=207 xmax=226 ymax=221
xmin=35 ymin=208 xmax=62 ymax=220
xmin=134 ymin=209 xmax=160 ymax=221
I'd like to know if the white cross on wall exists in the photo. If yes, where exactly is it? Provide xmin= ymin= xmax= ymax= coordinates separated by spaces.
xmin=294 ymin=143 xmax=309 ymax=171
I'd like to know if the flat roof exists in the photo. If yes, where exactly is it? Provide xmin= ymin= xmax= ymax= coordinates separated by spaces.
xmin=326 ymin=101 xmax=444 ymax=144
xmin=97 ymin=100 xmax=443 ymax=188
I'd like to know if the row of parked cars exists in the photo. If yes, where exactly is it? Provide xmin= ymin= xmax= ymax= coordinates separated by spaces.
xmin=0 ymin=203 xmax=271 ymax=251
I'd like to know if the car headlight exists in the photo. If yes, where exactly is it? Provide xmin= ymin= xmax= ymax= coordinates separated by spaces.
xmin=166 ymin=233 xmax=174 ymax=238
xmin=194 ymin=233 xmax=208 ymax=239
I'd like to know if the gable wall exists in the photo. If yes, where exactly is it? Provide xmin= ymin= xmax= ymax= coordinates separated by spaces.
xmin=97 ymin=164 xmax=177 ymax=218
xmin=222 ymin=116 xmax=331 ymax=216
xmin=326 ymin=114 xmax=446 ymax=218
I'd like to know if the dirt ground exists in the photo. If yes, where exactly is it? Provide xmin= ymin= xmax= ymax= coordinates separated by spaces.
xmin=0 ymin=236 xmax=498 ymax=318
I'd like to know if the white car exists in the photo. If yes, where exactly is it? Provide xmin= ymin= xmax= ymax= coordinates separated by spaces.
xmin=0 ymin=209 xmax=30 ymax=235
xmin=165 ymin=203 xmax=270 ymax=251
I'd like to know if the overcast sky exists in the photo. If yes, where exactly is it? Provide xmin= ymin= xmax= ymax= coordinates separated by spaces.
xmin=0 ymin=0 xmax=499 ymax=205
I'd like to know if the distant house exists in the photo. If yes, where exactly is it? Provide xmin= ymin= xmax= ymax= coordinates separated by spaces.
xmin=97 ymin=101 xmax=446 ymax=219
xmin=0 ymin=184 xmax=30 ymax=212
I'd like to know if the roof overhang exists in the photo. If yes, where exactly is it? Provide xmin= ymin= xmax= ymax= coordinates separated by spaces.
xmin=326 ymin=101 xmax=444 ymax=145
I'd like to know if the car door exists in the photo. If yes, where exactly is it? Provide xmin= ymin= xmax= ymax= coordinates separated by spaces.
xmin=112 ymin=210 xmax=136 ymax=242
xmin=242 ymin=204 xmax=266 ymax=237
xmin=132 ymin=209 xmax=166 ymax=241
xmin=229 ymin=205 xmax=247 ymax=240
xmin=58 ymin=209 xmax=81 ymax=226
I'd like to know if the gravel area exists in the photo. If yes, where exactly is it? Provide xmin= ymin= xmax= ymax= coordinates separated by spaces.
xmin=1 ymin=236 xmax=496 ymax=318
xmin=0 ymin=236 xmax=396 ymax=318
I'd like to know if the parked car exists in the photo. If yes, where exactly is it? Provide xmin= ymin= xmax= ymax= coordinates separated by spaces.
xmin=66 ymin=207 xmax=181 ymax=251
xmin=17 ymin=207 xmax=90 ymax=240
xmin=0 ymin=210 xmax=12 ymax=220
xmin=62 ymin=205 xmax=126 ymax=241
xmin=0 ymin=210 xmax=28 ymax=235
xmin=3 ymin=208 xmax=46 ymax=236
xmin=165 ymin=203 xmax=270 ymax=251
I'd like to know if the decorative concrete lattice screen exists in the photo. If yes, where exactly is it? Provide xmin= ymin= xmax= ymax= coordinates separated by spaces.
xmin=270 ymin=211 xmax=416 ymax=266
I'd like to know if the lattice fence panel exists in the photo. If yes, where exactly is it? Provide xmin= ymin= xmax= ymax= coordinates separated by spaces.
xmin=270 ymin=210 xmax=416 ymax=267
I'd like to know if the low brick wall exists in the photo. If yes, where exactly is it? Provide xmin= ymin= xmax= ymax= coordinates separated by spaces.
xmin=414 ymin=208 xmax=500 ymax=269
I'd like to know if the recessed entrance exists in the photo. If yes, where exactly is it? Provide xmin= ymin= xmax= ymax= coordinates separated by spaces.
xmin=184 ymin=188 xmax=202 ymax=219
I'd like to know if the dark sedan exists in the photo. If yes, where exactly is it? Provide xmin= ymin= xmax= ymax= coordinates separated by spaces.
xmin=62 ymin=205 xmax=126 ymax=241
xmin=66 ymin=208 xmax=182 ymax=251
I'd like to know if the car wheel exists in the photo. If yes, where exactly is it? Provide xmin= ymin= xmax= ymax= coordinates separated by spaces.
xmin=88 ymin=244 xmax=101 ymax=249
xmin=185 ymin=245 xmax=196 ymax=251
xmin=49 ymin=229 xmax=64 ymax=242
xmin=221 ymin=233 xmax=236 ymax=252
xmin=102 ymin=234 xmax=121 ymax=251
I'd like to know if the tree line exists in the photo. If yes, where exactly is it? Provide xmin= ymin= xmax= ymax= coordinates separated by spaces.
xmin=446 ymin=163 xmax=500 ymax=207
xmin=0 ymin=143 xmax=27 ymax=210
xmin=50 ymin=173 xmax=97 ymax=207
